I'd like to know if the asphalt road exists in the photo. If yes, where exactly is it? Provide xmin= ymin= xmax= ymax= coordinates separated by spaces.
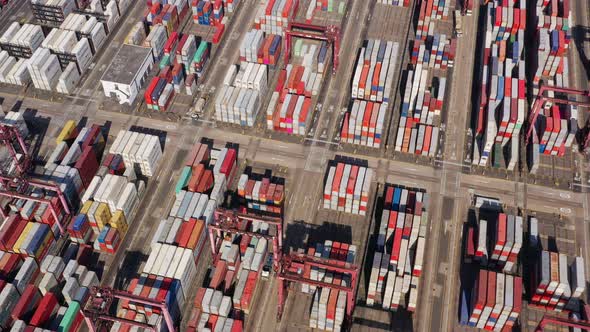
xmin=0 ymin=0 xmax=588 ymax=330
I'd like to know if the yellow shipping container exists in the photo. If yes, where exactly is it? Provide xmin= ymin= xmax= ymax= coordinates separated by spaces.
xmin=80 ymin=201 xmax=93 ymax=215
xmin=56 ymin=120 xmax=77 ymax=145
xmin=110 ymin=211 xmax=128 ymax=229
xmin=94 ymin=203 xmax=112 ymax=227
xmin=13 ymin=222 xmax=33 ymax=254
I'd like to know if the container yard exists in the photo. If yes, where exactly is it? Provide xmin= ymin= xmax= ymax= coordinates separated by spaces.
xmin=0 ymin=0 xmax=588 ymax=330
xmin=388 ymin=0 xmax=456 ymax=165
xmin=340 ymin=40 xmax=400 ymax=148
xmin=469 ymin=0 xmax=526 ymax=174
xmin=525 ymin=0 xmax=580 ymax=187
xmin=365 ymin=184 xmax=429 ymax=312
xmin=0 ymin=1 xmax=130 ymax=94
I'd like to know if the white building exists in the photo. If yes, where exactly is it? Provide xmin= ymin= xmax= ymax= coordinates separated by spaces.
xmin=101 ymin=44 xmax=153 ymax=105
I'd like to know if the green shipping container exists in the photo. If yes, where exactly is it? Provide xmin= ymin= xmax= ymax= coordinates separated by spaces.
xmin=58 ymin=301 xmax=80 ymax=332
xmin=159 ymin=55 xmax=170 ymax=69
xmin=194 ymin=41 xmax=208 ymax=63
xmin=176 ymin=166 xmax=192 ymax=194
xmin=493 ymin=143 xmax=502 ymax=168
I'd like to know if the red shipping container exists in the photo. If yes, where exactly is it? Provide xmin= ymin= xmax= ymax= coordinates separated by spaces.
xmin=187 ymin=307 xmax=202 ymax=329
xmin=0 ymin=215 xmax=22 ymax=251
xmin=196 ymin=169 xmax=214 ymax=193
xmin=194 ymin=144 xmax=211 ymax=166
xmin=11 ymin=285 xmax=41 ymax=322
xmin=0 ymin=253 xmax=22 ymax=279
xmin=209 ymin=260 xmax=227 ymax=289
xmin=30 ymin=292 xmax=59 ymax=327
xmin=188 ymin=164 xmax=205 ymax=192
xmin=220 ymin=148 xmax=236 ymax=179
xmin=212 ymin=24 xmax=225 ymax=44
xmin=194 ymin=287 xmax=206 ymax=309
xmin=208 ymin=314 xmax=219 ymax=330
xmin=177 ymin=219 xmax=196 ymax=248
xmin=231 ymin=320 xmax=244 ymax=332
xmin=185 ymin=143 xmax=202 ymax=167
xmin=240 ymin=271 xmax=258 ymax=312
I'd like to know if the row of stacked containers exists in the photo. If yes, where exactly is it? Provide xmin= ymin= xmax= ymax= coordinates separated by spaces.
xmin=459 ymin=196 xmax=587 ymax=330
xmin=366 ymin=184 xmax=429 ymax=311
xmin=184 ymin=140 xmax=285 ymax=330
xmin=340 ymin=39 xmax=400 ymax=148
xmin=322 ymin=156 xmax=373 ymax=216
xmin=394 ymin=0 xmax=456 ymax=159
xmin=303 ymin=240 xmax=356 ymax=331
xmin=527 ymin=0 xmax=577 ymax=174
xmin=460 ymin=198 xmax=523 ymax=331
xmin=0 ymin=0 xmax=131 ymax=93
xmin=214 ymin=0 xmax=336 ymax=135
xmin=471 ymin=0 xmax=527 ymax=170
xmin=118 ymin=138 xmax=244 ymax=330
xmin=0 ymin=113 xmax=164 ymax=330
xmin=72 ymin=128 xmax=163 ymax=253
xmin=134 ymin=0 xmax=214 ymax=112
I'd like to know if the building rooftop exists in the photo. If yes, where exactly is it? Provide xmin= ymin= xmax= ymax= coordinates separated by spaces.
xmin=101 ymin=44 xmax=152 ymax=85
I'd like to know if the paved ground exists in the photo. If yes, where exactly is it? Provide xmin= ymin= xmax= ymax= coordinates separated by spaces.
xmin=0 ymin=0 xmax=589 ymax=331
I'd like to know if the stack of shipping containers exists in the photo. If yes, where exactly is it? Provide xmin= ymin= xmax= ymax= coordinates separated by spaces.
xmin=415 ymin=0 xmax=452 ymax=39
xmin=394 ymin=0 xmax=456 ymax=159
xmin=341 ymin=40 xmax=399 ymax=148
xmin=30 ymin=0 xmax=130 ymax=31
xmin=303 ymin=240 xmax=355 ymax=331
xmin=366 ymin=184 xmax=428 ymax=311
xmin=459 ymin=197 xmax=525 ymax=330
xmin=188 ymin=219 xmax=270 ymax=330
xmin=215 ymin=62 xmax=267 ymax=126
xmin=266 ymin=39 xmax=328 ymax=134
xmin=67 ymin=128 xmax=163 ymax=253
xmin=236 ymin=167 xmax=285 ymax=216
xmin=394 ymin=65 xmax=445 ymax=156
xmin=254 ymin=0 xmax=298 ymax=36
xmin=239 ymin=29 xmax=282 ymax=66
xmin=0 ymin=1 xmax=118 ymax=93
xmin=139 ymin=0 xmax=216 ymax=111
xmin=304 ymin=0 xmax=346 ymax=22
xmin=527 ymin=0 xmax=577 ymax=172
xmin=0 ymin=241 xmax=101 ymax=331
xmin=460 ymin=269 xmax=523 ymax=330
xmin=464 ymin=213 xmax=523 ymax=273
xmin=471 ymin=0 xmax=527 ymax=170
xmin=376 ymin=0 xmax=409 ymax=7
xmin=529 ymin=250 xmax=585 ymax=312
xmin=117 ymin=138 xmax=238 ymax=328
xmin=410 ymin=35 xmax=455 ymax=69
xmin=0 ymin=116 xmax=134 ymax=330
xmin=322 ymin=156 xmax=372 ymax=216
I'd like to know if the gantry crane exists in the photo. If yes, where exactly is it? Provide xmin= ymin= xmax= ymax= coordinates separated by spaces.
xmin=525 ymin=85 xmax=590 ymax=150
xmin=82 ymin=286 xmax=177 ymax=332
xmin=284 ymin=22 xmax=341 ymax=74
xmin=208 ymin=208 xmax=283 ymax=269
xmin=0 ymin=122 xmax=71 ymax=235
xmin=535 ymin=302 xmax=590 ymax=332
xmin=276 ymin=252 xmax=359 ymax=328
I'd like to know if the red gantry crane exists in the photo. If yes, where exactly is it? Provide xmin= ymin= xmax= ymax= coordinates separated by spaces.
xmin=0 ymin=122 xmax=71 ymax=235
xmin=82 ymin=286 xmax=177 ymax=332
xmin=284 ymin=22 xmax=341 ymax=74
xmin=535 ymin=303 xmax=590 ymax=331
xmin=525 ymin=85 xmax=590 ymax=151
xmin=208 ymin=208 xmax=283 ymax=269
xmin=276 ymin=252 xmax=359 ymax=327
